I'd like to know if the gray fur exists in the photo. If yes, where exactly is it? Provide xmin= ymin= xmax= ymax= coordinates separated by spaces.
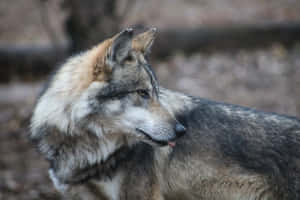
xmin=30 ymin=28 xmax=300 ymax=200
xmin=158 ymin=89 xmax=300 ymax=200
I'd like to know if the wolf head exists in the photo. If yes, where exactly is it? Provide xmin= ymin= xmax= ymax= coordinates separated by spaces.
xmin=31 ymin=28 xmax=185 ymax=157
xmin=30 ymin=28 xmax=186 ymax=186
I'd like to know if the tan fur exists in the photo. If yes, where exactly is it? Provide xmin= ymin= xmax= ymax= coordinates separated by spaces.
xmin=31 ymin=38 xmax=117 ymax=136
xmin=132 ymin=28 xmax=156 ymax=53
xmin=53 ymin=46 xmax=99 ymax=96
xmin=151 ymin=181 xmax=165 ymax=200
xmin=51 ymin=36 xmax=116 ymax=97
xmin=92 ymin=39 xmax=114 ymax=82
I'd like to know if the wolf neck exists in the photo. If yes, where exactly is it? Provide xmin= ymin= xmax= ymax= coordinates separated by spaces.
xmin=51 ymin=129 xmax=130 ymax=184
xmin=66 ymin=144 xmax=132 ymax=184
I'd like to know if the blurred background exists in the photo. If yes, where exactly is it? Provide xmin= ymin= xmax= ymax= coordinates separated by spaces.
xmin=0 ymin=0 xmax=300 ymax=199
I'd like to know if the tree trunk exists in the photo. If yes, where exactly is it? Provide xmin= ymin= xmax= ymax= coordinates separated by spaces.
xmin=63 ymin=0 xmax=120 ymax=53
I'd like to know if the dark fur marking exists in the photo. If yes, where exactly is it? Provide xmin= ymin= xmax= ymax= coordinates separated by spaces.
xmin=95 ymin=80 xmax=141 ymax=104
xmin=64 ymin=145 xmax=133 ymax=184
xmin=64 ymin=142 xmax=155 ymax=185
xmin=30 ymin=122 xmax=156 ymax=186
xmin=142 ymin=63 xmax=159 ymax=97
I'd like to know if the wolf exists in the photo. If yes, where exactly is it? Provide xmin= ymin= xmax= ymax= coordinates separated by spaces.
xmin=30 ymin=28 xmax=300 ymax=200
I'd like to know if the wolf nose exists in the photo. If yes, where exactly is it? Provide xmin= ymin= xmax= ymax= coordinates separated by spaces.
xmin=174 ymin=123 xmax=186 ymax=137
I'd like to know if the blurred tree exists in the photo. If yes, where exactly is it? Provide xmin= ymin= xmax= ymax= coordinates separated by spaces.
xmin=63 ymin=0 xmax=120 ymax=52
xmin=1 ymin=0 xmax=300 ymax=82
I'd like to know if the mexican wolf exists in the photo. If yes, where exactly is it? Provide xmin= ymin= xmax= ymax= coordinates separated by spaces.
xmin=30 ymin=28 xmax=300 ymax=200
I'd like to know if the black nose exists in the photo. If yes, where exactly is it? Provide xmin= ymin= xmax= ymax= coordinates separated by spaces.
xmin=174 ymin=123 xmax=186 ymax=137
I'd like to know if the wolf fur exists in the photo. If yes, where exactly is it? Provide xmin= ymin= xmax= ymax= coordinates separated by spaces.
xmin=30 ymin=28 xmax=300 ymax=200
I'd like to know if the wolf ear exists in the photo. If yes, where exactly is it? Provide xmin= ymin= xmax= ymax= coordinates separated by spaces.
xmin=107 ymin=28 xmax=134 ymax=63
xmin=132 ymin=27 xmax=157 ymax=55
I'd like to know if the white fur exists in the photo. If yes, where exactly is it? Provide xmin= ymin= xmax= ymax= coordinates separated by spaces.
xmin=97 ymin=172 xmax=124 ymax=200
xmin=106 ymin=100 xmax=122 ymax=114
xmin=121 ymin=107 xmax=156 ymax=128
xmin=49 ymin=169 xmax=70 ymax=192
xmin=31 ymin=80 xmax=107 ymax=137
xmin=87 ymin=121 xmax=104 ymax=137
xmin=31 ymin=93 xmax=71 ymax=135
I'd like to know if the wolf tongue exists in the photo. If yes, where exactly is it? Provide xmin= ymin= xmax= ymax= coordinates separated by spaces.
xmin=168 ymin=141 xmax=176 ymax=147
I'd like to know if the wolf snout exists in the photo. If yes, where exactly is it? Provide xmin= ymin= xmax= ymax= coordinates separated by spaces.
xmin=174 ymin=123 xmax=186 ymax=137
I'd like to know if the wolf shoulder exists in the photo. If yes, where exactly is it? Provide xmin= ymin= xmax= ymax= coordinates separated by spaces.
xmin=159 ymin=88 xmax=300 ymax=131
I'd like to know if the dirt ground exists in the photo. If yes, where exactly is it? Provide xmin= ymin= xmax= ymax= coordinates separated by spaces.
xmin=0 ymin=83 xmax=61 ymax=200
xmin=0 ymin=0 xmax=300 ymax=199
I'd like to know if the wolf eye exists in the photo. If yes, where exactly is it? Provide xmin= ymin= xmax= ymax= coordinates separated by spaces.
xmin=137 ymin=90 xmax=150 ymax=99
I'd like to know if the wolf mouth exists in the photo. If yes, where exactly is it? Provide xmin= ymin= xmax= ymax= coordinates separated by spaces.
xmin=135 ymin=128 xmax=173 ymax=146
